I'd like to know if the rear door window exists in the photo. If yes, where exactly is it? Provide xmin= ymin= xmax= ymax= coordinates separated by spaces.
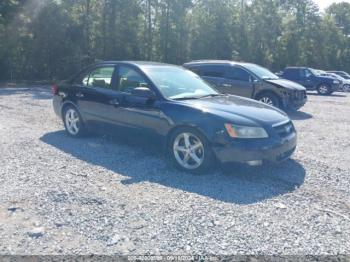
xmin=284 ymin=69 xmax=299 ymax=79
xmin=199 ymin=65 xmax=225 ymax=78
xmin=88 ymin=67 xmax=115 ymax=89
xmin=75 ymin=66 xmax=115 ymax=89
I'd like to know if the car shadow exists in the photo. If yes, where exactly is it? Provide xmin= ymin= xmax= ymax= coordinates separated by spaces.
xmin=40 ymin=131 xmax=306 ymax=205
xmin=287 ymin=110 xmax=313 ymax=121
xmin=307 ymin=92 xmax=347 ymax=98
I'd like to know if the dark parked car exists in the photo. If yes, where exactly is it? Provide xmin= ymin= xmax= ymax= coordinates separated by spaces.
xmin=183 ymin=60 xmax=307 ymax=110
xmin=52 ymin=61 xmax=297 ymax=173
xmin=281 ymin=67 xmax=341 ymax=95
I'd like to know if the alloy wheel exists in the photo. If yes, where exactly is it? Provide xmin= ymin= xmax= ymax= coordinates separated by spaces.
xmin=173 ymin=132 xmax=205 ymax=170
xmin=318 ymin=85 xmax=329 ymax=94
xmin=65 ymin=108 xmax=80 ymax=135
xmin=259 ymin=97 xmax=274 ymax=106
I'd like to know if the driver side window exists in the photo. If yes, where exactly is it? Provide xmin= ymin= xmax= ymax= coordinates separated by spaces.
xmin=225 ymin=67 xmax=250 ymax=82
xmin=118 ymin=66 xmax=149 ymax=93
xmin=300 ymin=69 xmax=311 ymax=79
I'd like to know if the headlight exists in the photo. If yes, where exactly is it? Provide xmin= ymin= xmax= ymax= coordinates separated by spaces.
xmin=224 ymin=124 xmax=269 ymax=139
xmin=333 ymin=80 xmax=340 ymax=84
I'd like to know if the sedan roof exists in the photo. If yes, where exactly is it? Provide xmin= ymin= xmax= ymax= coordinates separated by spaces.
xmin=96 ymin=61 xmax=177 ymax=69
xmin=183 ymin=60 xmax=262 ymax=68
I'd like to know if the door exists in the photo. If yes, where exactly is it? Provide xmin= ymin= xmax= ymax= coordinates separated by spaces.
xmin=112 ymin=65 xmax=166 ymax=137
xmin=298 ymin=69 xmax=314 ymax=89
xmin=221 ymin=66 xmax=255 ymax=98
xmin=72 ymin=65 xmax=123 ymax=128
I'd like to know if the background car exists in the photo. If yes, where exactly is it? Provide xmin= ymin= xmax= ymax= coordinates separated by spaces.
xmin=280 ymin=67 xmax=341 ymax=95
xmin=328 ymin=71 xmax=350 ymax=80
xmin=52 ymin=61 xmax=297 ymax=173
xmin=183 ymin=60 xmax=307 ymax=110
xmin=318 ymin=71 xmax=350 ymax=92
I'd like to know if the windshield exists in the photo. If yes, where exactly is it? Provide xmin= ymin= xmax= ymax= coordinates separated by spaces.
xmin=309 ymin=68 xmax=321 ymax=76
xmin=144 ymin=66 xmax=219 ymax=100
xmin=243 ymin=64 xmax=279 ymax=80
xmin=340 ymin=72 xmax=350 ymax=79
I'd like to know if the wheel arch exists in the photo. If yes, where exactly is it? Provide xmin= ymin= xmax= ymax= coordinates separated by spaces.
xmin=61 ymin=101 xmax=80 ymax=120
xmin=317 ymin=82 xmax=332 ymax=95
xmin=165 ymin=124 xmax=211 ymax=150
xmin=317 ymin=82 xmax=331 ymax=88
xmin=254 ymin=90 xmax=282 ymax=105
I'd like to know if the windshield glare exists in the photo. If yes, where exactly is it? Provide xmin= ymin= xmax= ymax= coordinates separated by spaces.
xmin=144 ymin=67 xmax=218 ymax=100
xmin=243 ymin=64 xmax=279 ymax=80
xmin=310 ymin=68 xmax=321 ymax=76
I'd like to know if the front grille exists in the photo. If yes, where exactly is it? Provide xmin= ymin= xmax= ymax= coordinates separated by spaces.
xmin=273 ymin=121 xmax=295 ymax=138
xmin=294 ymin=90 xmax=306 ymax=99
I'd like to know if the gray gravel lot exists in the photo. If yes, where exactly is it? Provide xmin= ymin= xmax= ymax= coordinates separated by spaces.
xmin=0 ymin=87 xmax=349 ymax=255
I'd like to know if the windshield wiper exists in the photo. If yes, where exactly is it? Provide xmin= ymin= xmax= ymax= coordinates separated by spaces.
xmin=172 ymin=96 xmax=201 ymax=101
xmin=197 ymin=94 xmax=226 ymax=99
xmin=263 ymin=77 xmax=279 ymax=80
xmin=172 ymin=94 xmax=225 ymax=100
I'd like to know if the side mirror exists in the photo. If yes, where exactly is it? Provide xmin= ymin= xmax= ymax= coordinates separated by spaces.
xmin=250 ymin=76 xmax=259 ymax=83
xmin=131 ymin=87 xmax=156 ymax=100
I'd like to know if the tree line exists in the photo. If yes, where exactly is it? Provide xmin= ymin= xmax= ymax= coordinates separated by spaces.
xmin=0 ymin=0 xmax=350 ymax=81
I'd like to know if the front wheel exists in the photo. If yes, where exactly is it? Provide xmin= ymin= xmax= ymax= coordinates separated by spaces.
xmin=256 ymin=93 xmax=280 ymax=108
xmin=63 ymin=106 xmax=85 ymax=137
xmin=317 ymin=84 xmax=331 ymax=95
xmin=168 ymin=128 xmax=214 ymax=173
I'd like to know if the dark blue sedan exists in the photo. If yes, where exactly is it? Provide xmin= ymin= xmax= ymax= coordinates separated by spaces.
xmin=52 ymin=61 xmax=297 ymax=173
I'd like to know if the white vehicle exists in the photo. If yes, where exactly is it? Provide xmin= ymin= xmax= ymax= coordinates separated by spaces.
xmin=319 ymin=71 xmax=350 ymax=92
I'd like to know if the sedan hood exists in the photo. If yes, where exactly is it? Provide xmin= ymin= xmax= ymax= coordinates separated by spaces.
xmin=181 ymin=95 xmax=289 ymax=126
xmin=265 ymin=78 xmax=306 ymax=91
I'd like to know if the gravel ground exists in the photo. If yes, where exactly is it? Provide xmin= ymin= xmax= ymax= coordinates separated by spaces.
xmin=0 ymin=86 xmax=349 ymax=255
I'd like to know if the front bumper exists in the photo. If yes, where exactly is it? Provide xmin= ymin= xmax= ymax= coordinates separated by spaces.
xmin=284 ymin=91 xmax=307 ymax=110
xmin=331 ymin=83 xmax=341 ymax=91
xmin=212 ymin=132 xmax=297 ymax=165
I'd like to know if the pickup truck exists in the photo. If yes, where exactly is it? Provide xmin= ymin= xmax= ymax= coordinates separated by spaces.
xmin=183 ymin=60 xmax=307 ymax=111
xmin=280 ymin=67 xmax=341 ymax=95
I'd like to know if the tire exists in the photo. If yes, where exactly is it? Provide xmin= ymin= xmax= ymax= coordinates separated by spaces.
xmin=256 ymin=92 xmax=280 ymax=108
xmin=343 ymin=84 xmax=350 ymax=92
xmin=63 ymin=105 xmax=86 ymax=137
xmin=317 ymin=84 xmax=331 ymax=95
xmin=168 ymin=127 xmax=215 ymax=173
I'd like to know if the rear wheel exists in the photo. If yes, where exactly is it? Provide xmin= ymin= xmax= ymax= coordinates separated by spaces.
xmin=168 ymin=128 xmax=214 ymax=173
xmin=63 ymin=106 xmax=85 ymax=137
xmin=256 ymin=93 xmax=280 ymax=108
xmin=317 ymin=84 xmax=331 ymax=95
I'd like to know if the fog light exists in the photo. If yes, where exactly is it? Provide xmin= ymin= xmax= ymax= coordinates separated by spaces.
xmin=246 ymin=160 xmax=263 ymax=166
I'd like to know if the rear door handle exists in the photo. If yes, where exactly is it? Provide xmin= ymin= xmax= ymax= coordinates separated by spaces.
xmin=76 ymin=92 xmax=84 ymax=98
xmin=222 ymin=84 xmax=232 ymax=87
xmin=109 ymin=99 xmax=120 ymax=107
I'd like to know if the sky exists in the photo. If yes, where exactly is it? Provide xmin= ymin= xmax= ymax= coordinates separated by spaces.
xmin=316 ymin=0 xmax=350 ymax=11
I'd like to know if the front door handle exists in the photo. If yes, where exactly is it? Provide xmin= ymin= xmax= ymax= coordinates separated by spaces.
xmin=109 ymin=99 xmax=120 ymax=107
xmin=76 ymin=92 xmax=84 ymax=98
xmin=222 ymin=83 xmax=232 ymax=88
